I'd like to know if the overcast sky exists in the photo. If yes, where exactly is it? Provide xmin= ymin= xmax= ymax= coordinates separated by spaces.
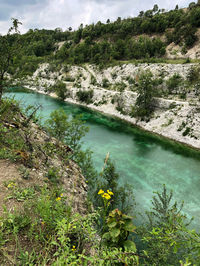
xmin=0 ymin=0 xmax=194 ymax=34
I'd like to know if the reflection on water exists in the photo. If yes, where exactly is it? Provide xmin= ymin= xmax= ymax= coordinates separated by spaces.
xmin=5 ymin=89 xmax=200 ymax=229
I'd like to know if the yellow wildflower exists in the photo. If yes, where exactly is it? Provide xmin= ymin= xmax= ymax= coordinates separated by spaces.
xmin=41 ymin=221 xmax=45 ymax=225
xmin=56 ymin=197 xmax=61 ymax=201
xmin=102 ymin=193 xmax=111 ymax=200
xmin=107 ymin=190 xmax=114 ymax=196
xmin=7 ymin=182 xmax=16 ymax=189
xmin=60 ymin=193 xmax=64 ymax=197
xmin=98 ymin=189 xmax=104 ymax=195
xmin=72 ymin=245 xmax=76 ymax=251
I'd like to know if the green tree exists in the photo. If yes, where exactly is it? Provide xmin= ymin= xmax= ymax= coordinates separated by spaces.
xmin=54 ymin=81 xmax=68 ymax=101
xmin=45 ymin=109 xmax=89 ymax=154
xmin=134 ymin=70 xmax=155 ymax=119
xmin=0 ymin=18 xmax=21 ymax=103
xmin=139 ymin=185 xmax=195 ymax=265
xmin=153 ymin=4 xmax=159 ymax=13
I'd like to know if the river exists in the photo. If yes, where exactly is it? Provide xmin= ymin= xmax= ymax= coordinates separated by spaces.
xmin=5 ymin=88 xmax=200 ymax=228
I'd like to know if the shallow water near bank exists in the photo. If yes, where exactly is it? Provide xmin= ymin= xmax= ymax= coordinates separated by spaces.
xmin=5 ymin=89 xmax=200 ymax=229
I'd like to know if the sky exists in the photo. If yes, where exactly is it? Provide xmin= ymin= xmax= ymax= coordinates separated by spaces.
xmin=0 ymin=0 xmax=194 ymax=34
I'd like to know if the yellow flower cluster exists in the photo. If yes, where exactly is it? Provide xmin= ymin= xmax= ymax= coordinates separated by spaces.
xmin=56 ymin=197 xmax=61 ymax=201
xmin=7 ymin=182 xmax=16 ymax=189
xmin=98 ymin=189 xmax=114 ymax=200
xmin=56 ymin=193 xmax=64 ymax=201
xmin=72 ymin=245 xmax=76 ymax=251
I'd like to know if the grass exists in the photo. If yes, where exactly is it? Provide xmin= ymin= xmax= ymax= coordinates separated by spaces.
xmin=99 ymin=58 xmax=200 ymax=69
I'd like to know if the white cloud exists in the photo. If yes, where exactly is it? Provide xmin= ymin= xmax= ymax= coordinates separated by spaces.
xmin=0 ymin=0 xmax=194 ymax=34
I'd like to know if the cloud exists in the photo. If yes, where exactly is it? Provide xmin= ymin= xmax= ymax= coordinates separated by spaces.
xmin=0 ymin=0 xmax=193 ymax=34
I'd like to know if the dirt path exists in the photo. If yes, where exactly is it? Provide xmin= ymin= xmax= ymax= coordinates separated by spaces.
xmin=0 ymin=160 xmax=21 ymax=216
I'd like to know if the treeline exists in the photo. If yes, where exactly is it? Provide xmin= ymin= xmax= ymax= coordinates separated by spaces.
xmin=73 ymin=3 xmax=200 ymax=48
xmin=5 ymin=2 xmax=200 ymax=76
xmin=56 ymin=37 xmax=166 ymax=64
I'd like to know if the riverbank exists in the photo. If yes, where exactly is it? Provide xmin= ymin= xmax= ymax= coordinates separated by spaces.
xmin=26 ymin=85 xmax=200 ymax=151
xmin=19 ymin=62 xmax=200 ymax=150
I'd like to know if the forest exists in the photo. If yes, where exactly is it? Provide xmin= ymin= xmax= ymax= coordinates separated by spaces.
xmin=2 ymin=2 xmax=200 ymax=78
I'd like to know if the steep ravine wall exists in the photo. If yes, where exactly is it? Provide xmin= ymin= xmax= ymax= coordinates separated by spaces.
xmin=22 ymin=63 xmax=200 ymax=149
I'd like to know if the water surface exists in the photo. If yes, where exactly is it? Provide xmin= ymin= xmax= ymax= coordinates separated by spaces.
xmin=5 ymin=89 xmax=200 ymax=227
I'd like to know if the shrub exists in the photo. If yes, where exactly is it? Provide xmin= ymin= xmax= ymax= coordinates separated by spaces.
xmin=187 ymin=66 xmax=200 ymax=83
xmin=115 ymin=82 xmax=126 ymax=92
xmin=102 ymin=78 xmax=110 ymax=88
xmin=76 ymin=89 xmax=94 ymax=104
xmin=54 ymin=81 xmax=68 ymax=100
xmin=90 ymin=75 xmax=97 ymax=85
xmin=182 ymin=127 xmax=191 ymax=136
xmin=166 ymin=73 xmax=183 ymax=93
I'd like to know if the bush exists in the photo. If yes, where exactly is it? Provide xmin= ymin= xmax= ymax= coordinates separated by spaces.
xmin=76 ymin=89 xmax=94 ymax=104
xmin=166 ymin=73 xmax=183 ymax=93
xmin=182 ymin=127 xmax=191 ymax=136
xmin=54 ymin=81 xmax=68 ymax=100
xmin=187 ymin=66 xmax=200 ymax=83
xmin=102 ymin=78 xmax=110 ymax=88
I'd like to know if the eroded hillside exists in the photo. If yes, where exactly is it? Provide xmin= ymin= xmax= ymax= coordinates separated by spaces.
xmin=18 ymin=62 xmax=200 ymax=149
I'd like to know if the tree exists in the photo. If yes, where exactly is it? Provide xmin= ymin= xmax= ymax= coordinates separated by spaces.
xmin=134 ymin=70 xmax=155 ymax=119
xmin=139 ymin=185 xmax=195 ymax=265
xmin=0 ymin=18 xmax=21 ymax=103
xmin=54 ymin=81 xmax=68 ymax=100
xmin=45 ymin=109 xmax=89 ymax=154
xmin=175 ymin=4 xmax=179 ymax=10
xmin=153 ymin=4 xmax=159 ymax=13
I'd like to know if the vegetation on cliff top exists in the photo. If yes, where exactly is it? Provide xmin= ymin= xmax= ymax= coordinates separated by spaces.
xmin=1 ymin=2 xmax=200 ymax=79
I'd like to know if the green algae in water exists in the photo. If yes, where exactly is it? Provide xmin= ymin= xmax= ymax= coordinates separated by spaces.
xmin=5 ymin=89 xmax=200 ymax=229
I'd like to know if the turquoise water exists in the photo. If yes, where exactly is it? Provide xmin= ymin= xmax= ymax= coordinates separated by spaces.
xmin=5 ymin=89 xmax=200 ymax=227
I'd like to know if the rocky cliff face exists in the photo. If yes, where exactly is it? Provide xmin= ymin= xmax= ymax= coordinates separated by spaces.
xmin=21 ymin=62 xmax=200 ymax=149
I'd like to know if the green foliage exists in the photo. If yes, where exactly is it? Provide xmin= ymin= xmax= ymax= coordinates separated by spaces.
xmin=187 ymin=65 xmax=200 ymax=83
xmin=0 ymin=100 xmax=31 ymax=162
xmin=3 ymin=5 xmax=200 ymax=73
xmin=94 ymin=158 xmax=135 ymax=215
xmin=147 ymin=184 xmax=186 ymax=227
xmin=0 ymin=19 xmax=21 ymax=102
xmin=11 ymin=55 xmax=44 ymax=78
xmin=102 ymin=78 xmax=110 ymax=88
xmin=167 ymin=73 xmax=183 ymax=93
xmin=182 ymin=127 xmax=191 ymax=136
xmin=103 ymin=209 xmax=136 ymax=250
xmin=54 ymin=81 xmax=68 ymax=100
xmin=7 ymin=186 xmax=36 ymax=202
xmin=139 ymin=185 xmax=193 ymax=265
xmin=32 ymin=187 xmax=69 ymax=235
xmin=90 ymin=74 xmax=97 ymax=85
xmin=46 ymin=167 xmax=61 ymax=184
xmin=76 ymin=89 xmax=94 ymax=104
xmin=45 ymin=109 xmax=69 ymax=141
xmin=75 ymin=149 xmax=98 ymax=190
xmin=134 ymin=70 xmax=155 ymax=119
xmin=1 ymin=208 xmax=31 ymax=235
xmin=114 ymin=82 xmax=126 ymax=92
xmin=45 ymin=108 xmax=89 ymax=159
